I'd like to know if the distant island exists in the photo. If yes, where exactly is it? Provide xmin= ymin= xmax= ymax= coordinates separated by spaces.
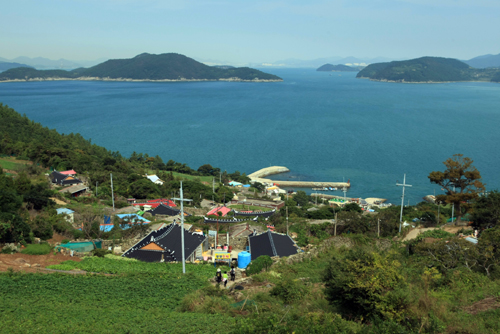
xmin=0 ymin=62 xmax=33 ymax=72
xmin=356 ymin=57 xmax=500 ymax=83
xmin=316 ymin=64 xmax=360 ymax=72
xmin=0 ymin=53 xmax=282 ymax=82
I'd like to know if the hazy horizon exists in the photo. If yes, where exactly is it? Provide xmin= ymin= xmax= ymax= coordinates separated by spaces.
xmin=2 ymin=0 xmax=499 ymax=64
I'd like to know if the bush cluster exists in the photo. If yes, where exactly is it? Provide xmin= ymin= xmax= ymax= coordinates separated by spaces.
xmin=246 ymin=255 xmax=273 ymax=275
xmin=21 ymin=243 xmax=52 ymax=255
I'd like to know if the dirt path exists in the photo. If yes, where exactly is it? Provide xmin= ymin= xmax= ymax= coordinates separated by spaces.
xmin=402 ymin=227 xmax=437 ymax=241
xmin=0 ymin=253 xmax=81 ymax=273
xmin=402 ymin=225 xmax=472 ymax=241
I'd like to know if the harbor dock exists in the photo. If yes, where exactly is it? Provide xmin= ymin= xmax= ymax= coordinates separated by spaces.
xmin=248 ymin=166 xmax=350 ymax=188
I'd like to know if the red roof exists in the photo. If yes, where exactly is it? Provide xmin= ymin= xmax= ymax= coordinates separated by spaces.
xmin=133 ymin=198 xmax=176 ymax=208
xmin=207 ymin=206 xmax=232 ymax=217
xmin=59 ymin=170 xmax=77 ymax=175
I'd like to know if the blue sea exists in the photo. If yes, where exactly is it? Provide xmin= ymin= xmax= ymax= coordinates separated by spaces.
xmin=1 ymin=69 xmax=499 ymax=204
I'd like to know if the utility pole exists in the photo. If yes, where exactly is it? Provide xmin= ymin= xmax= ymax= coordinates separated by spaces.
xmin=377 ymin=218 xmax=380 ymax=237
xmin=334 ymin=212 xmax=337 ymax=236
xmin=396 ymin=174 xmax=412 ymax=233
xmin=437 ymin=203 xmax=441 ymax=227
xmin=286 ymin=206 xmax=289 ymax=236
xmin=342 ymin=186 xmax=347 ymax=201
xmin=172 ymin=181 xmax=192 ymax=274
xmin=213 ymin=177 xmax=215 ymax=194
xmin=110 ymin=174 xmax=115 ymax=211
xmin=451 ymin=184 xmax=456 ymax=224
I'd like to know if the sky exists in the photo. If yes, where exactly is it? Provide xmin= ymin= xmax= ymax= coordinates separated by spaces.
xmin=1 ymin=0 xmax=499 ymax=64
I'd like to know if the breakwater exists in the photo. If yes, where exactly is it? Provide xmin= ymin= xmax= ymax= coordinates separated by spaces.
xmin=249 ymin=166 xmax=350 ymax=188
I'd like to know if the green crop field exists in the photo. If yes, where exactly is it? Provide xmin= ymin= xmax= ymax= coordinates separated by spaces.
xmin=0 ymin=272 xmax=232 ymax=334
xmin=47 ymin=256 xmax=229 ymax=276
xmin=1 ymin=258 xmax=232 ymax=333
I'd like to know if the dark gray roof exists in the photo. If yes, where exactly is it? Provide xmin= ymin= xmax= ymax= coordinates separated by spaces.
xmin=122 ymin=223 xmax=206 ymax=262
xmin=248 ymin=230 xmax=299 ymax=261
xmin=149 ymin=204 xmax=188 ymax=217
xmin=233 ymin=209 xmax=276 ymax=218
xmin=50 ymin=171 xmax=82 ymax=186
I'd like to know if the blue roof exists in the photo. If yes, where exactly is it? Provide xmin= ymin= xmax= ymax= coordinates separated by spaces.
xmin=465 ymin=237 xmax=478 ymax=244
xmin=229 ymin=181 xmax=243 ymax=186
xmin=116 ymin=214 xmax=151 ymax=223
xmin=56 ymin=208 xmax=75 ymax=215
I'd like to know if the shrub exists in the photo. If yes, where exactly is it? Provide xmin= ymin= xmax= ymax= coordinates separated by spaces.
xmin=72 ymin=229 xmax=84 ymax=239
xmin=270 ymin=277 xmax=307 ymax=303
xmin=61 ymin=239 xmax=70 ymax=244
xmin=1 ymin=247 xmax=16 ymax=254
xmin=414 ymin=229 xmax=454 ymax=242
xmin=91 ymin=248 xmax=112 ymax=257
xmin=21 ymin=243 xmax=52 ymax=255
xmin=246 ymin=255 xmax=273 ymax=276
xmin=323 ymin=248 xmax=409 ymax=320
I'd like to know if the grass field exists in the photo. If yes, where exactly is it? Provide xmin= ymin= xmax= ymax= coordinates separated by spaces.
xmin=0 ymin=157 xmax=29 ymax=171
xmin=170 ymin=172 xmax=214 ymax=183
xmin=229 ymin=204 xmax=272 ymax=212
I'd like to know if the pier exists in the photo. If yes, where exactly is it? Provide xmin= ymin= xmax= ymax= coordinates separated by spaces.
xmin=248 ymin=166 xmax=350 ymax=188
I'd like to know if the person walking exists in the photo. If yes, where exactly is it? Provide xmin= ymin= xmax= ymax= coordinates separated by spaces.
xmin=223 ymin=271 xmax=228 ymax=288
xmin=230 ymin=266 xmax=236 ymax=281
xmin=215 ymin=268 xmax=222 ymax=285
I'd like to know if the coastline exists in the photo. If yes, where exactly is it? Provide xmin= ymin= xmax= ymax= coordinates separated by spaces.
xmin=356 ymin=76 xmax=496 ymax=84
xmin=0 ymin=76 xmax=283 ymax=83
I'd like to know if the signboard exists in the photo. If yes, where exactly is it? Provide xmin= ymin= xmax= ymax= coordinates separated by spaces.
xmin=208 ymin=230 xmax=217 ymax=237
xmin=214 ymin=252 xmax=231 ymax=260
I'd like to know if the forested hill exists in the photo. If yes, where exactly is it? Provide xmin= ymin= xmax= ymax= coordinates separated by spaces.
xmin=0 ymin=104 xmax=247 ymax=205
xmin=356 ymin=56 xmax=500 ymax=83
xmin=0 ymin=53 xmax=282 ymax=82
xmin=316 ymin=64 xmax=359 ymax=72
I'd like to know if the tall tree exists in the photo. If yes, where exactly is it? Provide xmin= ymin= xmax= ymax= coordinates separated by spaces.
xmin=471 ymin=190 xmax=500 ymax=230
xmin=428 ymin=154 xmax=485 ymax=223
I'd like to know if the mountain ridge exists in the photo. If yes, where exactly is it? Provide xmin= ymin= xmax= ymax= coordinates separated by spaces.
xmin=356 ymin=56 xmax=500 ymax=83
xmin=0 ymin=53 xmax=282 ymax=82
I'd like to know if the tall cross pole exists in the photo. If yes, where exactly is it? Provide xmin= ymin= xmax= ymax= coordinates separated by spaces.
xmin=396 ymin=174 xmax=412 ymax=233
xmin=172 ymin=181 xmax=192 ymax=274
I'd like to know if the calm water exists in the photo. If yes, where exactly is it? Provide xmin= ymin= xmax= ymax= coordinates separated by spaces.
xmin=1 ymin=69 xmax=499 ymax=203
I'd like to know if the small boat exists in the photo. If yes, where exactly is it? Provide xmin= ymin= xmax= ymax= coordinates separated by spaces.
xmin=329 ymin=187 xmax=333 ymax=191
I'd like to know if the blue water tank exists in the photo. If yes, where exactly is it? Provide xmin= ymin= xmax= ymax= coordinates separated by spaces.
xmin=238 ymin=251 xmax=251 ymax=269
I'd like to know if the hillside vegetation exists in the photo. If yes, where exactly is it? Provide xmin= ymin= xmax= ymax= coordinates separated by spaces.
xmin=0 ymin=53 xmax=282 ymax=82
xmin=357 ymin=56 xmax=500 ymax=83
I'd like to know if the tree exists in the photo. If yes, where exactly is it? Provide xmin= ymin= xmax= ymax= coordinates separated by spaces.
xmin=428 ymin=154 xmax=485 ymax=223
xmin=76 ymin=206 xmax=108 ymax=249
xmin=28 ymin=214 xmax=54 ymax=240
xmin=471 ymin=190 xmax=500 ymax=230
xmin=343 ymin=202 xmax=362 ymax=213
xmin=197 ymin=164 xmax=215 ymax=176
xmin=293 ymin=191 xmax=310 ymax=207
